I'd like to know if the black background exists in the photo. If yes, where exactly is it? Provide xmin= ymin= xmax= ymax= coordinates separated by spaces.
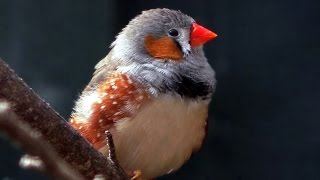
xmin=0 ymin=0 xmax=320 ymax=179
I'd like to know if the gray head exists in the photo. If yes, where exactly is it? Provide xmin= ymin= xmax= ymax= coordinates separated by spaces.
xmin=112 ymin=8 xmax=194 ymax=57
xmin=99 ymin=8 xmax=217 ymax=100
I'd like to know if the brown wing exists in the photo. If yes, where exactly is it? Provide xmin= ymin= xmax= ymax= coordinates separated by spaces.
xmin=70 ymin=73 xmax=149 ymax=149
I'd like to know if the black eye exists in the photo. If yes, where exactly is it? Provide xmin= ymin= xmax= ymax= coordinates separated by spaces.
xmin=168 ymin=29 xmax=179 ymax=37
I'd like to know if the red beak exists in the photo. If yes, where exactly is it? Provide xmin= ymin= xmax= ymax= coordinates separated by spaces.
xmin=190 ymin=23 xmax=217 ymax=47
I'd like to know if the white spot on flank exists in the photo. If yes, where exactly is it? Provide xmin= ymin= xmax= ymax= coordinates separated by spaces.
xmin=101 ymin=105 xmax=106 ymax=109
xmin=78 ymin=126 xmax=83 ymax=130
xmin=128 ymin=91 xmax=133 ymax=94
xmin=99 ymin=119 xmax=103 ymax=123
xmin=97 ymin=133 xmax=101 ymax=138
xmin=112 ymin=101 xmax=118 ymax=105
xmin=109 ymin=95 xmax=115 ymax=99
xmin=112 ymin=85 xmax=118 ymax=90
xmin=137 ymin=95 xmax=144 ymax=101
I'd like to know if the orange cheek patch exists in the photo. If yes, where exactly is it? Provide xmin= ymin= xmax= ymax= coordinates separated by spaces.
xmin=144 ymin=35 xmax=183 ymax=61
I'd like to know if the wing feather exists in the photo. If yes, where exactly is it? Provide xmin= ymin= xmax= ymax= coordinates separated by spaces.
xmin=70 ymin=72 xmax=149 ymax=149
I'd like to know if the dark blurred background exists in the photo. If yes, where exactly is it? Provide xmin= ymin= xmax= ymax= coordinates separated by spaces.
xmin=0 ymin=0 xmax=320 ymax=179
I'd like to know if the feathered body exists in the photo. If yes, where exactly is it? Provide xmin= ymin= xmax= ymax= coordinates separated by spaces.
xmin=70 ymin=8 xmax=216 ymax=179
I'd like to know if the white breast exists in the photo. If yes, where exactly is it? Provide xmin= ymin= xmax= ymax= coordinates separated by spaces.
xmin=99 ymin=95 xmax=209 ymax=179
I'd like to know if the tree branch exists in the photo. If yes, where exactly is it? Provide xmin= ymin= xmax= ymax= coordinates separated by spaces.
xmin=0 ymin=101 xmax=84 ymax=179
xmin=0 ymin=59 xmax=128 ymax=179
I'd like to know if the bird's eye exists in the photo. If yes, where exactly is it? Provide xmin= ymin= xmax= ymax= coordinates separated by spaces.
xmin=168 ymin=29 xmax=179 ymax=37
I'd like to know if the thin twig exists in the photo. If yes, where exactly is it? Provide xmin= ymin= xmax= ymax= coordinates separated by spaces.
xmin=106 ymin=130 xmax=117 ymax=164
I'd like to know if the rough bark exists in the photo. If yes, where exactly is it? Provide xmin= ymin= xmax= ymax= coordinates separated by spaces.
xmin=0 ymin=59 xmax=128 ymax=180
xmin=0 ymin=101 xmax=84 ymax=179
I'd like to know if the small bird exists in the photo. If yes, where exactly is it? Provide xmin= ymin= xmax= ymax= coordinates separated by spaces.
xmin=70 ymin=8 xmax=217 ymax=179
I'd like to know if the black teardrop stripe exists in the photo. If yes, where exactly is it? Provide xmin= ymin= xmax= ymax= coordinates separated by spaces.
xmin=174 ymin=40 xmax=183 ymax=52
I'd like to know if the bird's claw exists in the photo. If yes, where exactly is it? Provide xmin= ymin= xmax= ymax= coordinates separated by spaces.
xmin=130 ymin=170 xmax=142 ymax=180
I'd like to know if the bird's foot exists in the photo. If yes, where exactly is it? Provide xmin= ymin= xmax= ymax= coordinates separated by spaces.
xmin=130 ymin=170 xmax=142 ymax=180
